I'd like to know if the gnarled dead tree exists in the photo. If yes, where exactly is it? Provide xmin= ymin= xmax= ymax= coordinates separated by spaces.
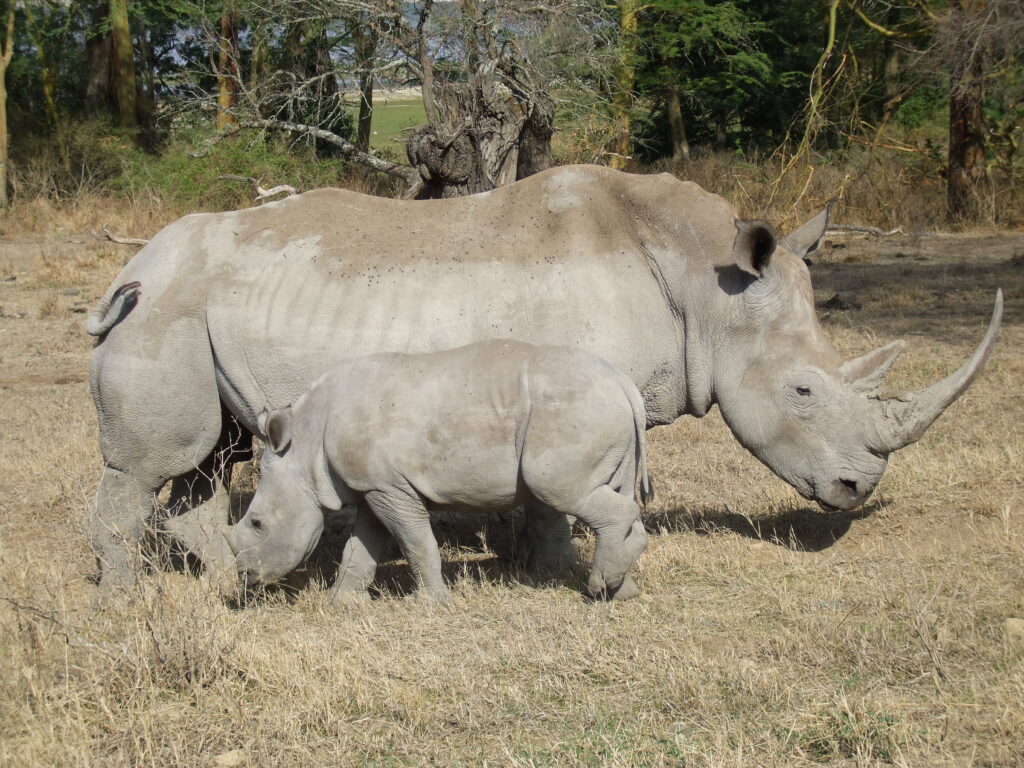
xmin=406 ymin=42 xmax=554 ymax=198
xmin=226 ymin=0 xmax=608 ymax=199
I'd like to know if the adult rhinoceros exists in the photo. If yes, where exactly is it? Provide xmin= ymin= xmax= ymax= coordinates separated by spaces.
xmin=86 ymin=164 xmax=1001 ymax=590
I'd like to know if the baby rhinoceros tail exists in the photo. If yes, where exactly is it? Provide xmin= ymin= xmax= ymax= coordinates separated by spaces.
xmin=85 ymin=281 xmax=142 ymax=338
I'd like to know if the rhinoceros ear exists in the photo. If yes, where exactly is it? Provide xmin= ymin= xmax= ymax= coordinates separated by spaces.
xmin=782 ymin=200 xmax=834 ymax=258
xmin=840 ymin=340 xmax=905 ymax=390
xmin=733 ymin=219 xmax=777 ymax=277
xmin=260 ymin=405 xmax=293 ymax=454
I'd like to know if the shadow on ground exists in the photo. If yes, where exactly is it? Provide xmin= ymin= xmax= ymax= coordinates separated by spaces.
xmin=644 ymin=503 xmax=878 ymax=552
xmin=812 ymin=234 xmax=1022 ymax=345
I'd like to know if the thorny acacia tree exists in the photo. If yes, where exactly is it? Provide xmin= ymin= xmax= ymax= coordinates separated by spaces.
xmin=217 ymin=0 xmax=618 ymax=198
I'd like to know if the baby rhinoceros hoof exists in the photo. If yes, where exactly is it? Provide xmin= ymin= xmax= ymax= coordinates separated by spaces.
xmin=610 ymin=573 xmax=641 ymax=601
xmin=327 ymin=587 xmax=373 ymax=609
xmin=588 ymin=572 xmax=642 ymax=602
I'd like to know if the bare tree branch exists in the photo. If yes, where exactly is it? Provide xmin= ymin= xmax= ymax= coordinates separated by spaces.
xmin=90 ymin=227 xmax=149 ymax=246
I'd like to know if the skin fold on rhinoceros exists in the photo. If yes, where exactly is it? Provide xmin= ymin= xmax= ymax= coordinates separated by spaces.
xmin=85 ymin=164 xmax=1003 ymax=592
xmin=225 ymin=340 xmax=654 ymax=605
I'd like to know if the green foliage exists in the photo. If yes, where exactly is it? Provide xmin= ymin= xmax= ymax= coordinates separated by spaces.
xmin=636 ymin=0 xmax=817 ymax=154
xmin=984 ymin=63 xmax=1024 ymax=175
xmin=368 ymin=98 xmax=427 ymax=153
xmin=895 ymin=84 xmax=948 ymax=131
xmin=112 ymin=128 xmax=356 ymax=212
xmin=9 ymin=117 xmax=143 ymax=199
xmin=8 ymin=117 xmax=364 ymax=212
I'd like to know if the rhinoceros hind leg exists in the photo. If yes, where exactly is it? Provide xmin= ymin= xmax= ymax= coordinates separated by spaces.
xmin=328 ymin=503 xmax=391 ymax=605
xmin=364 ymin=488 xmax=452 ymax=606
xmin=88 ymin=466 xmax=160 ymax=591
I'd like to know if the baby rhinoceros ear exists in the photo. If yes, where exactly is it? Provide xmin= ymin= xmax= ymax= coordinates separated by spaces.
xmin=258 ymin=405 xmax=294 ymax=454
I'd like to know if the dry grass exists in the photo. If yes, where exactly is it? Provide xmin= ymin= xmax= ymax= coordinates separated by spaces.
xmin=0 ymin=230 xmax=1022 ymax=767
xmin=648 ymin=151 xmax=1024 ymax=234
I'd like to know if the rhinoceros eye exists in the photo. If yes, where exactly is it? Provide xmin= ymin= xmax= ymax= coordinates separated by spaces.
xmin=796 ymin=386 xmax=812 ymax=396
xmin=250 ymin=518 xmax=263 ymax=531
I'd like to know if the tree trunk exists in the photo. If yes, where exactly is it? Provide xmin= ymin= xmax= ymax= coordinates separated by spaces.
xmin=249 ymin=23 xmax=269 ymax=91
xmin=85 ymin=0 xmax=115 ymax=116
xmin=40 ymin=65 xmax=59 ymax=127
xmin=880 ymin=5 xmax=901 ymax=117
xmin=216 ymin=2 xmax=239 ymax=131
xmin=406 ymin=56 xmax=554 ymax=199
xmin=1 ymin=1 xmax=14 ymax=209
xmin=516 ymin=99 xmax=554 ymax=180
xmin=135 ymin=25 xmax=158 ymax=148
xmin=666 ymin=89 xmax=689 ymax=160
xmin=610 ymin=0 xmax=640 ymax=169
xmin=947 ymin=0 xmax=986 ymax=222
xmin=108 ymin=0 xmax=137 ymax=128
xmin=22 ymin=1 xmax=60 ymax=127
xmin=353 ymin=22 xmax=377 ymax=153
xmin=405 ymin=3 xmax=553 ymax=199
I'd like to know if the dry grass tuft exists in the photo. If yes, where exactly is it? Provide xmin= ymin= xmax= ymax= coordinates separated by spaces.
xmin=36 ymin=292 xmax=61 ymax=319
xmin=0 ymin=230 xmax=1022 ymax=766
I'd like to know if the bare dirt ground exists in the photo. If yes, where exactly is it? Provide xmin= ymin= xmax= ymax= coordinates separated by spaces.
xmin=1 ymin=227 xmax=1022 ymax=767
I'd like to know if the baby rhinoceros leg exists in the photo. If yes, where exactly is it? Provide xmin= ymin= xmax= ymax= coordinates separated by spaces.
xmin=523 ymin=500 xmax=576 ymax=578
xmin=329 ymin=503 xmax=392 ymax=606
xmin=363 ymin=487 xmax=453 ymax=606
xmin=576 ymin=487 xmax=647 ymax=601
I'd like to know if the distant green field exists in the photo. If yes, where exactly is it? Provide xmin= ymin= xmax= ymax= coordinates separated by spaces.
xmin=369 ymin=98 xmax=427 ymax=152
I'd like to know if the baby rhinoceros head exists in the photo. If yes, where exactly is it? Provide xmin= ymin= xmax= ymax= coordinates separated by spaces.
xmin=224 ymin=405 xmax=327 ymax=584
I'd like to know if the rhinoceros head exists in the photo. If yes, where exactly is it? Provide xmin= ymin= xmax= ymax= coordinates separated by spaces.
xmin=712 ymin=210 xmax=1002 ymax=511
xmin=225 ymin=404 xmax=329 ymax=583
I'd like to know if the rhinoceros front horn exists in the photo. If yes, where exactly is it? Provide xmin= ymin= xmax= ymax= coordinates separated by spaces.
xmin=871 ymin=290 xmax=1003 ymax=453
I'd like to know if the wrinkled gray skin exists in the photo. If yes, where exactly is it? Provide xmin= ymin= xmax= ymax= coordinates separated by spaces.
xmin=86 ymin=164 xmax=1002 ymax=590
xmin=225 ymin=340 xmax=654 ymax=604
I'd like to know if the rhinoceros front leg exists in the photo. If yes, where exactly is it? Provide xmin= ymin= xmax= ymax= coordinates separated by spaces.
xmin=328 ymin=503 xmax=392 ymax=605
xmin=575 ymin=488 xmax=647 ymax=601
xmin=364 ymin=488 xmax=452 ymax=606
xmin=160 ymin=425 xmax=252 ymax=576
xmin=523 ymin=501 xmax=575 ymax=577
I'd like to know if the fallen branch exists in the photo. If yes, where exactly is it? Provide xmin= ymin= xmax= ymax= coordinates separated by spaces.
xmin=254 ymin=184 xmax=298 ymax=202
xmin=825 ymin=224 xmax=943 ymax=238
xmin=90 ymin=226 xmax=149 ymax=246
xmin=216 ymin=175 xmax=298 ymax=203
xmin=215 ymin=174 xmax=258 ymax=185
xmin=827 ymin=224 xmax=906 ymax=236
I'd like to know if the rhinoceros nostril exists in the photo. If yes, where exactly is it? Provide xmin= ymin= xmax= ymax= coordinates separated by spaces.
xmin=839 ymin=478 xmax=859 ymax=494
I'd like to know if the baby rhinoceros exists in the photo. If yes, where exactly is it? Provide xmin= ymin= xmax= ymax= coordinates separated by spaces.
xmin=225 ymin=339 xmax=652 ymax=605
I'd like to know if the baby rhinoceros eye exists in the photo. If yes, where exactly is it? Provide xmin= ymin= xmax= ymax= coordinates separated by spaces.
xmin=250 ymin=518 xmax=263 ymax=531
xmin=796 ymin=386 xmax=813 ymax=396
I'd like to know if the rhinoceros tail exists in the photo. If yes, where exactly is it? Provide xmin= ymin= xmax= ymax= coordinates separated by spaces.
xmin=85 ymin=281 xmax=141 ymax=337
xmin=622 ymin=376 xmax=653 ymax=506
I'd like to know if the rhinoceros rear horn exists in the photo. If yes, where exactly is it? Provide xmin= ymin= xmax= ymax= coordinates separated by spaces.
xmin=871 ymin=290 xmax=1003 ymax=453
